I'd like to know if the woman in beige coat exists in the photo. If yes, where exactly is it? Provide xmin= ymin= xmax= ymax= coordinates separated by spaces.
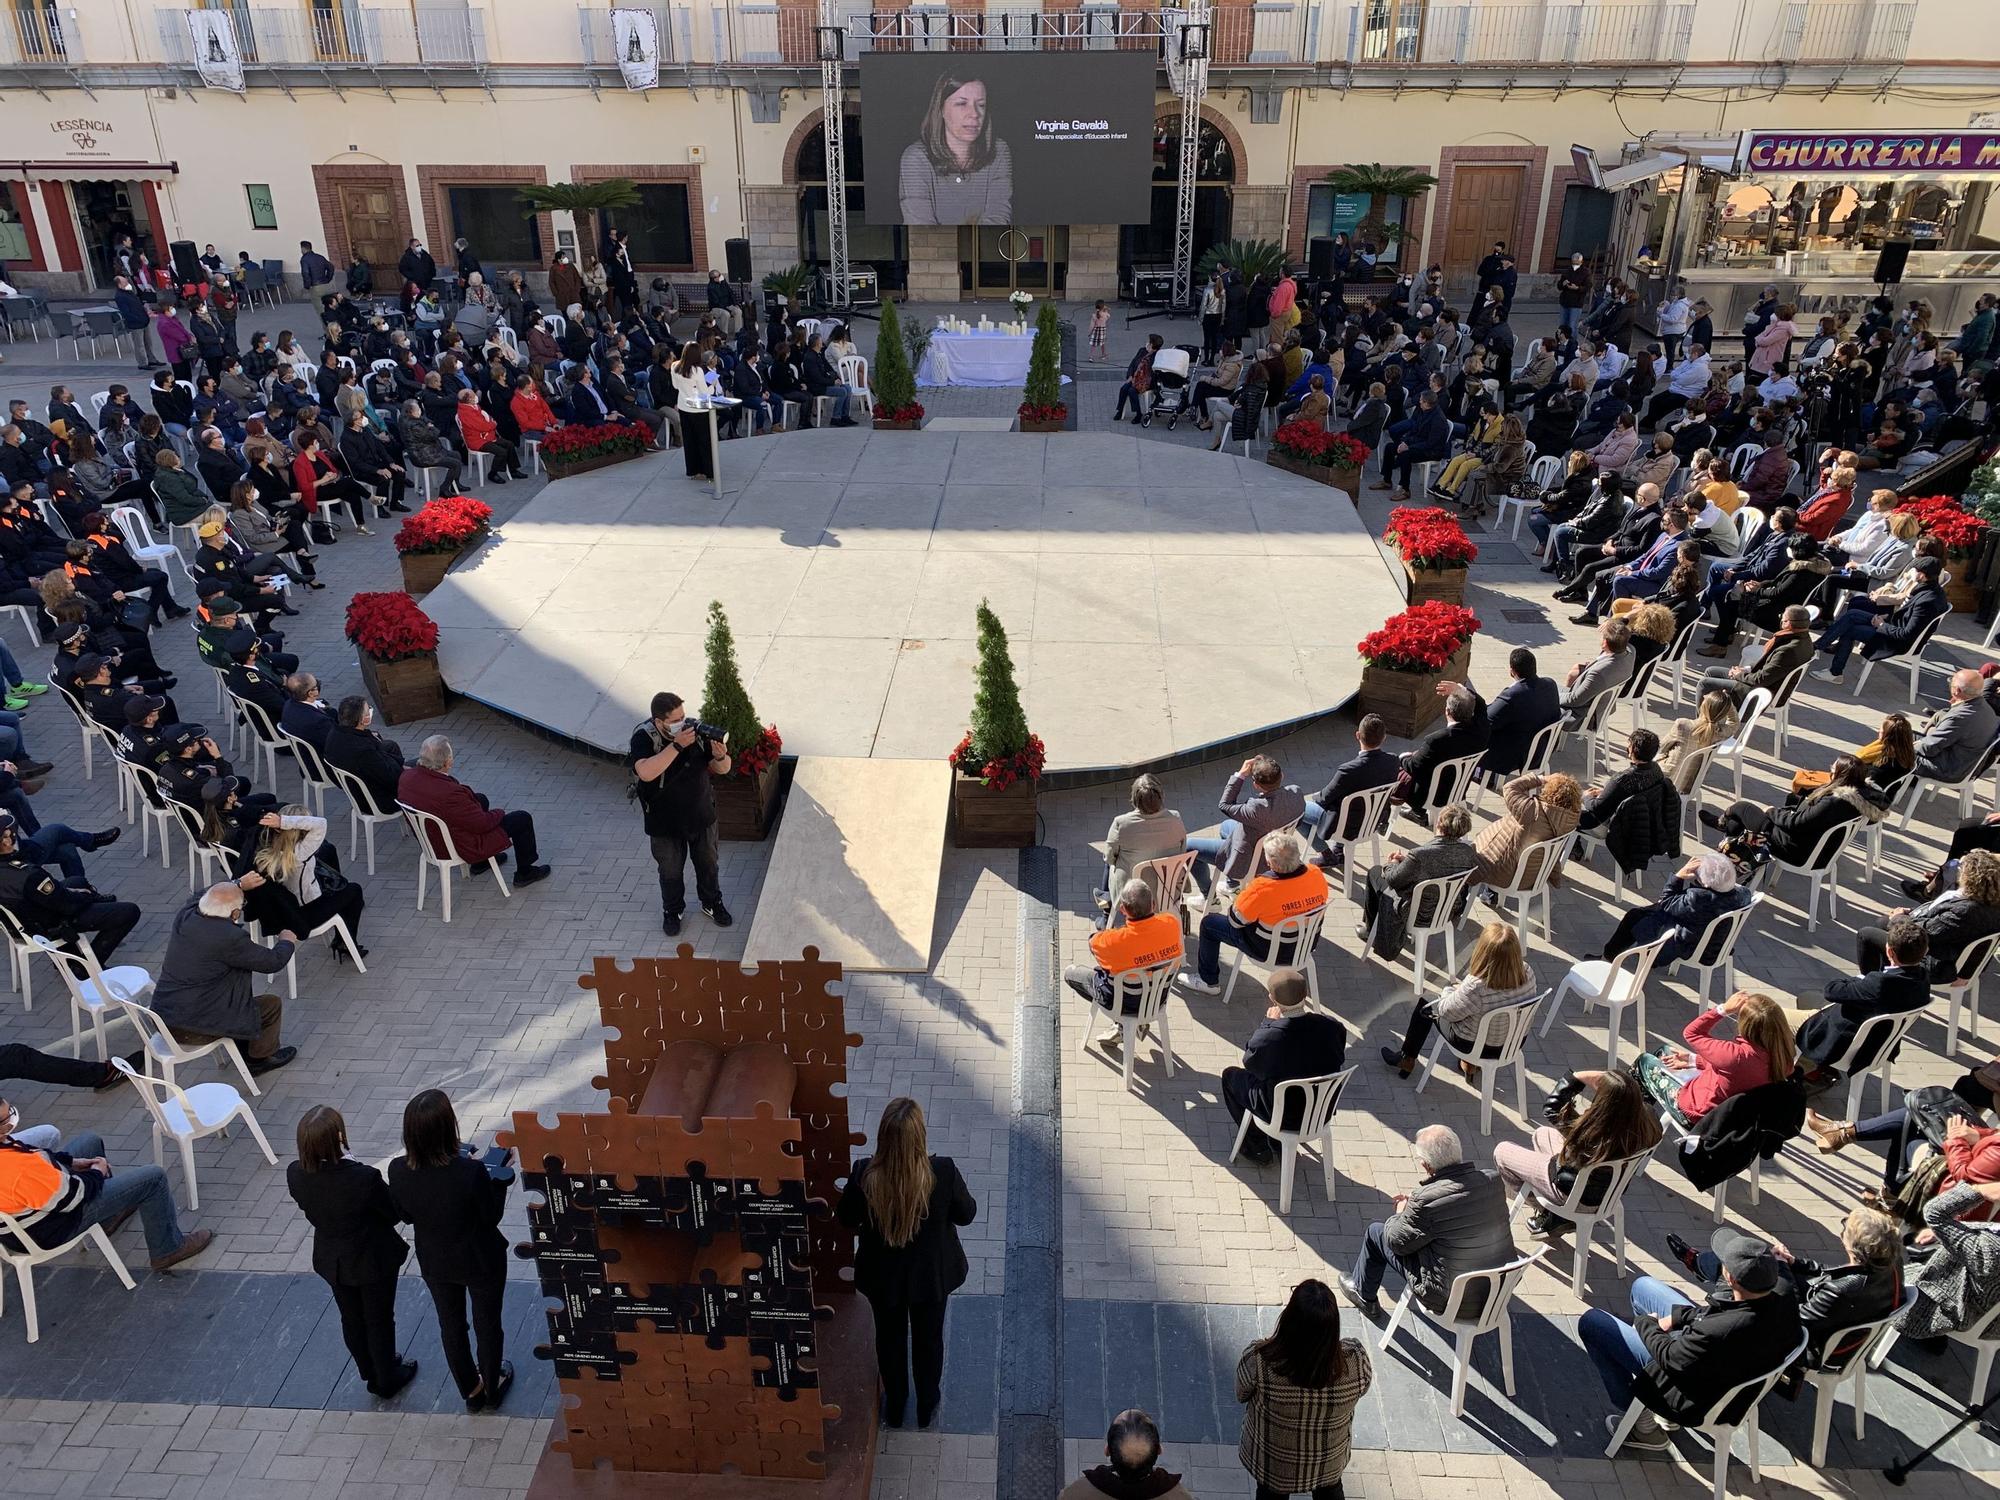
xmin=1473 ymin=772 xmax=1582 ymax=888
xmin=1657 ymin=690 xmax=1739 ymax=796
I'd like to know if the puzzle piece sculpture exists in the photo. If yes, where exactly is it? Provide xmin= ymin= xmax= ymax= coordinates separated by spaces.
xmin=503 ymin=947 xmax=866 ymax=1487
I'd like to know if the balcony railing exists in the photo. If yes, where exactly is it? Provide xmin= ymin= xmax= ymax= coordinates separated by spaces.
xmin=0 ymin=1 xmax=79 ymax=66
xmin=578 ymin=5 xmax=680 ymax=68
xmin=1778 ymin=1 xmax=1915 ymax=65
xmin=1345 ymin=3 xmax=1695 ymax=67
xmin=155 ymin=6 xmax=486 ymax=71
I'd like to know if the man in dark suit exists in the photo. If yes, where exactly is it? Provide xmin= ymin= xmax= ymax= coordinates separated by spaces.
xmin=1398 ymin=683 xmax=1490 ymax=823
xmin=1793 ymin=921 xmax=1931 ymax=1074
xmin=223 ymin=632 xmax=287 ymax=724
xmin=1479 ymin=649 xmax=1563 ymax=780
xmin=280 ymin=673 xmax=337 ymax=752
xmin=601 ymin=357 xmax=667 ymax=448
xmin=1220 ymin=969 xmax=1349 ymax=1164
xmin=1301 ymin=713 xmax=1400 ymax=870
xmin=731 ymin=348 xmax=773 ymax=434
xmin=396 ymin=239 xmax=437 ymax=314
xmin=323 ymin=696 xmax=408 ymax=815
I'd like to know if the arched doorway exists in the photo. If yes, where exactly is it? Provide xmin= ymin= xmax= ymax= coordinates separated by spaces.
xmin=795 ymin=118 xmax=907 ymax=292
xmin=1120 ymin=118 xmax=1236 ymax=289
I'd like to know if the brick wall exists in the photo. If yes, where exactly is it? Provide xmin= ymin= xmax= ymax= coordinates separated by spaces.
xmin=1286 ymin=164 xmax=1430 ymax=273
xmin=1066 ymin=225 xmax=1119 ymax=301
xmin=744 ymin=187 xmax=798 ymax=280
xmin=1426 ymin=145 xmax=1549 ymax=279
xmin=309 ymin=164 xmax=414 ymax=275
xmin=571 ymin=163 xmax=708 ymax=273
xmin=413 ymin=163 xmax=552 ymax=266
xmin=1230 ymin=185 xmax=1287 ymax=249
xmin=905 ymin=226 xmax=959 ymax=300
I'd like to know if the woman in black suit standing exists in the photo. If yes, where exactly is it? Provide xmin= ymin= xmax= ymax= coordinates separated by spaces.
xmin=836 ymin=1097 xmax=977 ymax=1430
xmin=286 ymin=1105 xmax=418 ymax=1400
xmin=386 ymin=1089 xmax=515 ymax=1412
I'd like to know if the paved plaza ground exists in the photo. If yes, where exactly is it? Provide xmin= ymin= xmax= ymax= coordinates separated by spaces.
xmin=0 ymin=301 xmax=1995 ymax=1499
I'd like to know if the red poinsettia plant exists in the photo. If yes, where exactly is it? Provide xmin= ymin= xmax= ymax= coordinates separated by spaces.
xmin=950 ymin=730 xmax=1046 ymax=791
xmin=732 ymin=724 xmax=784 ymax=780
xmin=393 ymin=495 xmax=493 ymax=556
xmin=1356 ymin=601 xmax=1481 ymax=673
xmin=540 ymin=422 xmax=649 ymax=464
xmin=1383 ymin=506 xmax=1480 ymax=572
xmin=1896 ymin=493 xmax=1988 ymax=556
xmin=345 ymin=591 xmax=440 ymax=662
xmin=873 ymin=399 xmax=926 ymax=424
xmin=1017 ymin=402 xmax=1068 ymax=424
xmin=1271 ymin=420 xmax=1372 ymax=470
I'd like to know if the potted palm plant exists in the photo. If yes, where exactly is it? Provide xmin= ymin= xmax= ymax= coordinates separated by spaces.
xmin=1322 ymin=164 xmax=1439 ymax=259
xmin=949 ymin=601 xmax=1043 ymax=848
xmin=515 ymin=179 xmax=641 ymax=267
xmin=700 ymin=601 xmax=784 ymax=840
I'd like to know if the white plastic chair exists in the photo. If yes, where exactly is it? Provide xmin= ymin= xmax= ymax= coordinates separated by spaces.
xmin=1115 ymin=850 xmax=1198 ymax=931
xmin=1946 ymin=928 xmax=2000 ymax=1055
xmin=1398 ymin=869 xmax=1475 ymax=1000
xmin=1077 ymin=960 xmax=1176 ymax=1093
xmin=837 ymin=354 xmax=872 ymax=421
xmin=28 ymin=937 xmax=147 ymax=1062
xmin=1715 ymin=686 xmax=1773 ymax=801
xmin=1606 ymin=1332 xmax=1809 ymax=1500
xmin=1659 ymin=614 xmax=1702 ymax=709
xmin=253 ymin=911 xmax=367 ymax=1001
xmin=166 ymin=798 xmax=238 ymax=891
xmin=1672 ymin=742 xmax=1724 ymax=836
xmin=328 ymin=763 xmax=405 ymax=875
xmin=1659 ymin=1106 xmax=1768 ymax=1223
xmin=1763 ymin=658 xmax=1812 ymax=758
xmin=1380 ymin=1248 xmax=1545 ymax=1417
xmin=1850 ymin=608 xmax=1951 ymax=705
xmin=0 ymin=903 xmax=44 ymax=1011
xmin=107 ymin=505 xmax=195 ymax=603
xmin=1613 ymin=649 xmax=1665 ymax=734
xmin=110 ymin=1057 xmax=277 ymax=1211
xmin=1665 ymin=893 xmax=1762 ymax=1006
xmin=1414 ymin=990 xmax=1545 ymax=1135
xmin=1424 ymin=752 xmax=1484 ymax=822
xmin=1577 ymin=687 xmax=1621 ymax=784
xmin=1312 ymin=782 xmax=1393 ymax=901
xmin=1228 ymin=1066 xmax=1355 ymax=1215
xmin=0 ymin=1200 xmax=136 ymax=1343
xmin=1900 ymin=736 xmax=2000 ymax=830
xmin=1473 ymin=723 xmax=1565 ymax=813
xmin=1757 ymin=812 xmax=1861 ymax=931
xmin=117 ymin=991 xmax=259 ymax=1096
xmin=231 ymin=694 xmax=288 ymax=794
xmin=1493 ymin=455 xmax=1561 ymax=539
xmin=120 ymin=759 xmax=181 ymax=871
xmin=1823 ymin=1005 xmax=1926 ymax=1118
xmin=47 ymin=674 xmax=105 ymax=781
xmin=1802 ymin=1316 xmax=1898 ymax=1466
xmin=1868 ymin=1271 xmax=2000 ymax=1411
xmin=1508 ymin=1147 xmax=1653 ymax=1297
xmin=1218 ymin=907 xmax=1328 ymax=1009
xmin=399 ymin=801 xmax=512 ymax=922
xmin=1180 ymin=840 xmax=1267 ymax=929
xmin=1539 ymin=934 xmax=1672 ymax=1069
xmin=1486 ymin=831 xmax=1574 ymax=947
xmin=283 ymin=733 xmax=339 ymax=820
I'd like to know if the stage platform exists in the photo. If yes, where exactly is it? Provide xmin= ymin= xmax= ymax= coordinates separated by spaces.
xmin=422 ymin=430 xmax=1406 ymax=779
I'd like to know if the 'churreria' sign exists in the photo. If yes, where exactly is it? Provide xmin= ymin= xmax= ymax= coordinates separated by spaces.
xmin=1742 ymin=130 xmax=2000 ymax=173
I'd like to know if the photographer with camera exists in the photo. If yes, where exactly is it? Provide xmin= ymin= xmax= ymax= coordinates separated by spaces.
xmin=630 ymin=692 xmax=733 ymax=938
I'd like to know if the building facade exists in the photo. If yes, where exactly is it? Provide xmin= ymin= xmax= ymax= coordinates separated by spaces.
xmin=0 ymin=1 xmax=1994 ymax=306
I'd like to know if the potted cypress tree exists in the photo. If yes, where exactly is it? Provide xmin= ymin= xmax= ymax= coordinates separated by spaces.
xmin=1017 ymin=299 xmax=1066 ymax=432
xmin=870 ymin=297 xmax=925 ymax=430
xmin=700 ymin=600 xmax=784 ymax=840
xmin=949 ymin=600 xmax=1044 ymax=848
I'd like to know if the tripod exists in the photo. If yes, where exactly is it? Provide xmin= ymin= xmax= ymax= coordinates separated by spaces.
xmin=1885 ymin=1384 xmax=1999 ymax=1483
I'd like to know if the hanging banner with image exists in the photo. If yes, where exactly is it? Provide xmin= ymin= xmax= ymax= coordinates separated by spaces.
xmin=184 ymin=8 xmax=245 ymax=92
xmin=611 ymin=7 xmax=661 ymax=92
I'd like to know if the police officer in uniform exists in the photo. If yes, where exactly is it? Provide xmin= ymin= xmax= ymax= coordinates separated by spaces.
xmin=628 ymin=691 xmax=733 ymax=938
xmin=192 ymin=524 xmax=296 ymax=632
xmin=0 ymin=811 xmax=141 ymax=960
xmin=73 ymin=653 xmax=180 ymax=733
xmin=157 ymin=722 xmax=263 ymax=808
xmin=120 ymin=693 xmax=169 ymax=766
xmin=224 ymin=631 xmax=288 ymax=723
xmin=197 ymin=590 xmax=298 ymax=675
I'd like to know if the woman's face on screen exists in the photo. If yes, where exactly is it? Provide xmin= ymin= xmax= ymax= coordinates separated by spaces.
xmin=942 ymin=81 xmax=987 ymax=150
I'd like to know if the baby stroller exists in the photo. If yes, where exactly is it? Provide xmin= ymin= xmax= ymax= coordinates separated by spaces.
xmin=1144 ymin=346 xmax=1194 ymax=429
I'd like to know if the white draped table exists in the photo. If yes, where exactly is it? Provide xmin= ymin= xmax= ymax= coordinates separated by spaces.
xmin=916 ymin=328 xmax=1035 ymax=388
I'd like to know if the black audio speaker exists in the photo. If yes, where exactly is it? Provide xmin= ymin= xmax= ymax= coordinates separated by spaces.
xmin=169 ymin=239 xmax=202 ymax=285
xmin=1872 ymin=239 xmax=1912 ymax=286
xmin=1308 ymin=236 xmax=1334 ymax=281
xmin=725 ymin=237 xmax=752 ymax=284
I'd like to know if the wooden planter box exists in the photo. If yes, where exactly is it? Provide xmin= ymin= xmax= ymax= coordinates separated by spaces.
xmin=543 ymin=446 xmax=645 ymax=480
xmin=874 ymin=417 xmax=922 ymax=432
xmin=951 ymin=769 xmax=1038 ymax=849
xmin=713 ymin=757 xmax=781 ymax=842
xmin=1946 ymin=564 xmax=1982 ymax=615
xmin=397 ymin=524 xmax=487 ymax=595
xmin=1358 ymin=642 xmax=1472 ymax=740
xmin=1018 ymin=415 xmax=1066 ymax=433
xmin=1265 ymin=452 xmax=1361 ymax=497
xmin=356 ymin=650 xmax=447 ymax=726
xmin=1403 ymin=564 xmax=1469 ymax=607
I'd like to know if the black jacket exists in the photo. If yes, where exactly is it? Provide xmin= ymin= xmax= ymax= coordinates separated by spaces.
xmin=197 ymin=447 xmax=246 ymax=506
xmin=1677 ymin=1079 xmax=1806 ymax=1194
xmin=1309 ymin=747 xmax=1401 ymax=837
xmin=1578 ymin=761 xmax=1681 ymax=874
xmin=287 ymin=1157 xmax=410 ymax=1286
xmin=1406 ymin=691 xmax=1490 ymax=807
xmin=837 ymin=1154 xmax=976 ymax=1304
xmin=801 ymin=349 xmax=840 ymax=396
xmin=1608 ymin=503 xmax=1664 ymax=565
xmin=1633 ymin=1283 xmax=1804 ymax=1426
xmin=1480 ymin=676 xmax=1563 ymax=777
xmin=1797 ymin=962 xmax=1930 ymax=1068
xmin=1238 ymin=1012 xmax=1349 ymax=1126
xmin=386 ymin=1153 xmax=510 ymax=1286
xmin=1908 ymin=891 xmax=2000 ymax=981
xmin=1759 ymin=785 xmax=1873 ymax=867
xmin=324 ymin=722 xmax=407 ymax=813
xmin=1867 ymin=581 xmax=1950 ymax=658
xmin=397 ymin=248 xmax=437 ymax=291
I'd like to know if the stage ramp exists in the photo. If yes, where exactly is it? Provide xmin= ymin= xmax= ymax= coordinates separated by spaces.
xmin=745 ymin=756 xmax=954 ymax=973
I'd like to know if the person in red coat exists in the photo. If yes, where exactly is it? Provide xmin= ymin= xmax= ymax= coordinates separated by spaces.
xmin=291 ymin=432 xmax=376 ymax=535
xmin=509 ymin=377 xmax=561 ymax=440
xmin=396 ymin=735 xmax=550 ymax=886
xmin=1793 ymin=463 xmax=1856 ymax=543
xmin=455 ymin=391 xmax=525 ymax=484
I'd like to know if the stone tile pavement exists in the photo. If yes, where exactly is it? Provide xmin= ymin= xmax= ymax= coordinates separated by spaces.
xmin=3 ymin=300 xmax=1998 ymax=1496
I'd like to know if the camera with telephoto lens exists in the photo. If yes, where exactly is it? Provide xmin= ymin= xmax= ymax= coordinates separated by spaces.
xmin=1541 ymin=1070 xmax=1586 ymax=1124
xmin=679 ymin=720 xmax=724 ymax=743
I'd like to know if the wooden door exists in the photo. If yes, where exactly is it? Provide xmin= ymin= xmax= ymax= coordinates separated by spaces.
xmin=1444 ymin=165 xmax=1522 ymax=274
xmin=338 ymin=183 xmax=401 ymax=286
